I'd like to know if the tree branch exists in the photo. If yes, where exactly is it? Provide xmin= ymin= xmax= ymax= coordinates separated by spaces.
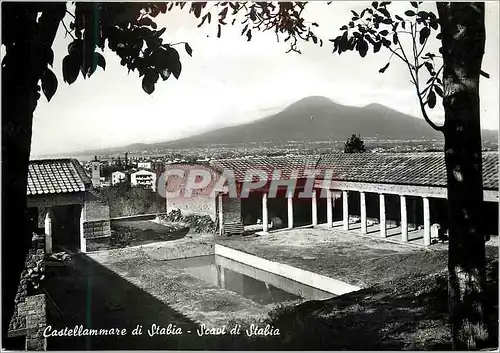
xmin=65 ymin=9 xmax=75 ymax=20
xmin=416 ymin=90 xmax=444 ymax=131
xmin=61 ymin=20 xmax=76 ymax=40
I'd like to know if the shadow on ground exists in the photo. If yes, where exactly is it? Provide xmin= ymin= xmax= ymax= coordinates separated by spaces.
xmin=45 ymin=248 xmax=498 ymax=350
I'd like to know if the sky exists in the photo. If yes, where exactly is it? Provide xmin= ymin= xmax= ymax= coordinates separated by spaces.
xmin=20 ymin=1 xmax=499 ymax=158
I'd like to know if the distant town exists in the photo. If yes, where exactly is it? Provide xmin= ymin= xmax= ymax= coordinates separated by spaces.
xmin=80 ymin=137 xmax=499 ymax=189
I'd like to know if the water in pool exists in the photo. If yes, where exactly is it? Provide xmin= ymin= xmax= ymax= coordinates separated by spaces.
xmin=166 ymin=255 xmax=335 ymax=305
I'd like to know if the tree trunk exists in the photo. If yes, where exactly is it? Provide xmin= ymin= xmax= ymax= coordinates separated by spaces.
xmin=1 ymin=3 xmax=65 ymax=346
xmin=436 ymin=2 xmax=490 ymax=349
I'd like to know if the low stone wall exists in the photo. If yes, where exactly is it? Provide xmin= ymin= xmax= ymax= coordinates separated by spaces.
xmin=83 ymin=219 xmax=112 ymax=251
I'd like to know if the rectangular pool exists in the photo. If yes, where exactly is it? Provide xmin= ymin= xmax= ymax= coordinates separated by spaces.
xmin=166 ymin=255 xmax=335 ymax=305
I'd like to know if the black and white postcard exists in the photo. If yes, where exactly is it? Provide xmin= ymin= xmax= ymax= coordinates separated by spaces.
xmin=2 ymin=1 xmax=498 ymax=351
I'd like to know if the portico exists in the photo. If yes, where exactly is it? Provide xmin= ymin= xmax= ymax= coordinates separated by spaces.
xmin=210 ymin=152 xmax=499 ymax=246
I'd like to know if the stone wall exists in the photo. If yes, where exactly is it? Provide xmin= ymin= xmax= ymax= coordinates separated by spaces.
xmin=20 ymin=295 xmax=47 ymax=350
xmin=222 ymin=196 xmax=243 ymax=235
xmin=83 ymin=219 xmax=111 ymax=251
xmin=223 ymin=196 xmax=242 ymax=225
xmin=8 ymin=235 xmax=47 ymax=351
xmin=83 ymin=200 xmax=111 ymax=250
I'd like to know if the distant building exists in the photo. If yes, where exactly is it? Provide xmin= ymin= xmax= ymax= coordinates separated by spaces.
xmin=111 ymin=171 xmax=127 ymax=186
xmin=91 ymin=156 xmax=100 ymax=188
xmin=137 ymin=161 xmax=152 ymax=170
xmin=131 ymin=170 xmax=157 ymax=191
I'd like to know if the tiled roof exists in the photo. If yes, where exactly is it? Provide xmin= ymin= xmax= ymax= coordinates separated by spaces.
xmin=27 ymin=159 xmax=91 ymax=196
xmin=317 ymin=152 xmax=498 ymax=190
xmin=211 ymin=155 xmax=320 ymax=182
xmin=210 ymin=152 xmax=498 ymax=190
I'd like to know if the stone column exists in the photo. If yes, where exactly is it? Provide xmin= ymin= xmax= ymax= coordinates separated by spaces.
xmin=262 ymin=192 xmax=269 ymax=233
xmin=360 ymin=191 xmax=367 ymax=234
xmin=311 ymin=189 xmax=318 ymax=226
xmin=400 ymin=195 xmax=408 ymax=242
xmin=44 ymin=209 xmax=52 ymax=254
xmin=218 ymin=193 xmax=224 ymax=236
xmin=79 ymin=205 xmax=87 ymax=253
xmin=379 ymin=193 xmax=387 ymax=237
xmin=423 ymin=197 xmax=431 ymax=246
xmin=342 ymin=190 xmax=349 ymax=230
xmin=326 ymin=189 xmax=333 ymax=227
xmin=287 ymin=190 xmax=294 ymax=229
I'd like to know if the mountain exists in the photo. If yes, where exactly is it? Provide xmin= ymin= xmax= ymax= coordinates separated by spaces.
xmin=155 ymin=96 xmax=445 ymax=148
xmin=85 ymin=96 xmax=496 ymax=155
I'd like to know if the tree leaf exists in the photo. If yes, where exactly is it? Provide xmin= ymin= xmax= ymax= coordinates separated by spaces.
xmin=217 ymin=24 xmax=221 ymax=38
xmin=410 ymin=2 xmax=418 ymax=8
xmin=427 ymin=90 xmax=436 ymax=108
xmin=378 ymin=8 xmax=390 ymax=18
xmin=424 ymin=61 xmax=434 ymax=75
xmin=379 ymin=62 xmax=390 ymax=73
xmin=160 ymin=68 xmax=171 ymax=81
xmin=246 ymin=29 xmax=252 ymax=41
xmin=417 ymin=11 xmax=429 ymax=19
xmin=165 ymin=48 xmax=182 ymax=79
xmin=434 ymin=85 xmax=444 ymax=97
xmin=419 ymin=26 xmax=430 ymax=44
xmin=405 ymin=10 xmax=416 ymax=16
xmin=356 ymin=38 xmax=368 ymax=57
xmin=219 ymin=6 xmax=228 ymax=19
xmin=95 ymin=52 xmax=106 ymax=71
xmin=142 ymin=72 xmax=156 ymax=94
xmin=62 ymin=54 xmax=80 ymax=85
xmin=185 ymin=43 xmax=193 ymax=56
xmin=41 ymin=68 xmax=58 ymax=102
